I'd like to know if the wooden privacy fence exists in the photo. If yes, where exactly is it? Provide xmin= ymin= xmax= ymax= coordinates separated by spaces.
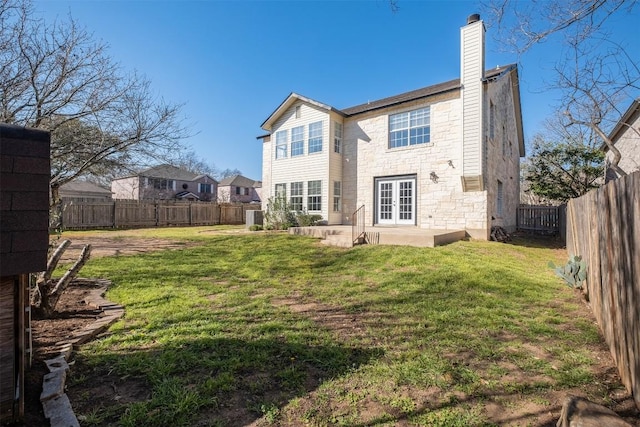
xmin=517 ymin=205 xmax=565 ymax=235
xmin=60 ymin=200 xmax=261 ymax=230
xmin=566 ymin=171 xmax=640 ymax=410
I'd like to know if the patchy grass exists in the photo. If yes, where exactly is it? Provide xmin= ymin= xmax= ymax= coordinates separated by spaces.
xmin=62 ymin=227 xmax=622 ymax=426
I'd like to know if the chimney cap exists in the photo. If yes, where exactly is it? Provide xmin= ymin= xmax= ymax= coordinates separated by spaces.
xmin=467 ymin=13 xmax=480 ymax=24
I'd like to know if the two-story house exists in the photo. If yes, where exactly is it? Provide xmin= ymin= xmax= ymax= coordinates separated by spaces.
xmin=258 ymin=14 xmax=524 ymax=240
xmin=111 ymin=164 xmax=218 ymax=201
xmin=217 ymin=174 xmax=262 ymax=203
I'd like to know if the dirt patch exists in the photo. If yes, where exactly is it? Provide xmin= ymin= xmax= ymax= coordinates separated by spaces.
xmin=55 ymin=236 xmax=196 ymax=264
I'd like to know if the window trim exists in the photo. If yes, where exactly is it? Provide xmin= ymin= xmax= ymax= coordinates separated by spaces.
xmin=333 ymin=180 xmax=341 ymax=212
xmin=275 ymin=130 xmax=288 ymax=159
xmin=308 ymin=121 xmax=323 ymax=154
xmin=291 ymin=126 xmax=304 ymax=157
xmin=388 ymin=107 xmax=430 ymax=149
xmin=290 ymin=181 xmax=303 ymax=211
xmin=307 ymin=180 xmax=322 ymax=211
xmin=334 ymin=122 xmax=342 ymax=154
xmin=199 ymin=183 xmax=212 ymax=193
xmin=275 ymin=183 xmax=287 ymax=199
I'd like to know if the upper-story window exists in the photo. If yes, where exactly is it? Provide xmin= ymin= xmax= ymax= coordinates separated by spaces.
xmin=389 ymin=107 xmax=430 ymax=148
xmin=199 ymin=183 xmax=212 ymax=193
xmin=291 ymin=126 xmax=304 ymax=157
xmin=148 ymin=178 xmax=175 ymax=190
xmin=276 ymin=130 xmax=288 ymax=159
xmin=308 ymin=121 xmax=323 ymax=154
xmin=295 ymin=105 xmax=301 ymax=119
xmin=334 ymin=122 xmax=342 ymax=154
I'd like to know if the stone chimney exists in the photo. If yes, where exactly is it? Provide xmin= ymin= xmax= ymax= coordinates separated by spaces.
xmin=460 ymin=13 xmax=486 ymax=191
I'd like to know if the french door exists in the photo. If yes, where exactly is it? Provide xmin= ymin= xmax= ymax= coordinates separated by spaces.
xmin=376 ymin=177 xmax=416 ymax=225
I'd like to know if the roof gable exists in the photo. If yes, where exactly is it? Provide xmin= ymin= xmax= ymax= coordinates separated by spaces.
xmin=261 ymin=93 xmax=345 ymax=131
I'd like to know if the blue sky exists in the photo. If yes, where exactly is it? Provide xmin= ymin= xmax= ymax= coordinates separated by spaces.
xmin=34 ymin=0 xmax=639 ymax=181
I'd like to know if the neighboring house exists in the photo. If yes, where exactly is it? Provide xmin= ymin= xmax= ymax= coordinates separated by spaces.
xmin=258 ymin=14 xmax=524 ymax=239
xmin=217 ymin=174 xmax=262 ymax=203
xmin=59 ymin=180 xmax=113 ymax=202
xmin=605 ymin=97 xmax=640 ymax=179
xmin=111 ymin=164 xmax=218 ymax=201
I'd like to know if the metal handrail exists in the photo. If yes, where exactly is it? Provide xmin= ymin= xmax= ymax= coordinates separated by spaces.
xmin=351 ymin=205 xmax=365 ymax=245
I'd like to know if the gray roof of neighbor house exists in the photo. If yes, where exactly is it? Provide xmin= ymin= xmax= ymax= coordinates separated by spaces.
xmin=114 ymin=164 xmax=216 ymax=182
xmin=139 ymin=164 xmax=199 ymax=181
xmin=218 ymin=174 xmax=260 ymax=188
xmin=59 ymin=180 xmax=112 ymax=194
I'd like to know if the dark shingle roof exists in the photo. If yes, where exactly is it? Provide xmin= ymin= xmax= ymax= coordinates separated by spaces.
xmin=341 ymin=64 xmax=516 ymax=116
xmin=60 ymin=180 xmax=111 ymax=194
xmin=218 ymin=174 xmax=259 ymax=187
xmin=139 ymin=164 xmax=198 ymax=181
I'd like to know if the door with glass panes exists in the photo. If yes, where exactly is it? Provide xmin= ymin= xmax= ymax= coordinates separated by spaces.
xmin=376 ymin=177 xmax=416 ymax=225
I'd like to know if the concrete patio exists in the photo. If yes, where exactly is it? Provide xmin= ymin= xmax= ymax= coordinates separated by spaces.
xmin=289 ymin=225 xmax=467 ymax=248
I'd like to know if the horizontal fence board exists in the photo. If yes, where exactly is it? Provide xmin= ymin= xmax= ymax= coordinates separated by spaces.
xmin=60 ymin=200 xmax=260 ymax=230
xmin=567 ymin=171 xmax=640 ymax=410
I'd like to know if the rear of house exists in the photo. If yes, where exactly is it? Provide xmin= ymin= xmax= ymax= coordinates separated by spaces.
xmin=259 ymin=14 xmax=524 ymax=239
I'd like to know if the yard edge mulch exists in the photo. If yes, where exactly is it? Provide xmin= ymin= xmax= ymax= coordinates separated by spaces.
xmin=40 ymin=278 xmax=124 ymax=427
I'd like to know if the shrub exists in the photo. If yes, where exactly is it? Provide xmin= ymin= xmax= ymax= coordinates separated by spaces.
xmin=296 ymin=212 xmax=323 ymax=227
xmin=264 ymin=196 xmax=297 ymax=230
xmin=249 ymin=224 xmax=263 ymax=231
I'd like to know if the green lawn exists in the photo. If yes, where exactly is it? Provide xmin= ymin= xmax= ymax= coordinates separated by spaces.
xmin=62 ymin=227 xmax=614 ymax=426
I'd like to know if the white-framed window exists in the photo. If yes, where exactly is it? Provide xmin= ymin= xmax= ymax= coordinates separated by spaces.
xmin=275 ymin=183 xmax=287 ymax=199
xmin=308 ymin=121 xmax=323 ymax=153
xmin=334 ymin=122 xmax=342 ymax=154
xmin=198 ymin=183 xmax=212 ymax=193
xmin=333 ymin=181 xmax=341 ymax=212
xmin=235 ymin=187 xmax=249 ymax=196
xmin=295 ymin=105 xmax=301 ymax=119
xmin=148 ymin=178 xmax=175 ymax=190
xmin=307 ymin=180 xmax=321 ymax=211
xmin=290 ymin=181 xmax=303 ymax=211
xmin=497 ymin=180 xmax=504 ymax=217
xmin=291 ymin=126 xmax=304 ymax=157
xmin=389 ymin=107 xmax=430 ymax=148
xmin=276 ymin=130 xmax=288 ymax=159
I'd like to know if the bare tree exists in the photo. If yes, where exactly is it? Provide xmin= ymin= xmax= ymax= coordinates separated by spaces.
xmin=0 ymin=0 xmax=189 ymax=207
xmin=174 ymin=149 xmax=219 ymax=177
xmin=484 ymin=0 xmax=639 ymax=175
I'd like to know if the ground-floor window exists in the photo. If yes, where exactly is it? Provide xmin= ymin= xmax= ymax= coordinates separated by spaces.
xmin=307 ymin=180 xmax=322 ymax=211
xmin=275 ymin=183 xmax=287 ymax=199
xmin=290 ymin=181 xmax=303 ymax=211
xmin=333 ymin=181 xmax=341 ymax=212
